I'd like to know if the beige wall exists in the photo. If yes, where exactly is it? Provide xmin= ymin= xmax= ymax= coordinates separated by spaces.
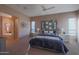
xmin=0 ymin=5 xmax=30 ymax=38
xmin=54 ymin=12 xmax=77 ymax=34
xmin=0 ymin=5 xmax=77 ymax=38
xmin=30 ymin=12 xmax=77 ymax=34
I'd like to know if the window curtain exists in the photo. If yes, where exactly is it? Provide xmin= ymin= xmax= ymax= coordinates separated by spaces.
xmin=77 ymin=13 xmax=79 ymax=42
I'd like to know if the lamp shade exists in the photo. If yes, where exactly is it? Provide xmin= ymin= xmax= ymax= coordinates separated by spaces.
xmin=37 ymin=28 xmax=40 ymax=32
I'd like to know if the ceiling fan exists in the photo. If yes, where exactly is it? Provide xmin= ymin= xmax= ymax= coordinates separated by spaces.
xmin=41 ymin=5 xmax=55 ymax=11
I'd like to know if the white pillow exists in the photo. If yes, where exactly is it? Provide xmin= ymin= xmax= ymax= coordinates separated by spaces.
xmin=49 ymin=31 xmax=54 ymax=34
xmin=44 ymin=31 xmax=48 ymax=34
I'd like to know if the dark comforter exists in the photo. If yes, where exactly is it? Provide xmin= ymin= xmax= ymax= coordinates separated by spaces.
xmin=29 ymin=34 xmax=69 ymax=54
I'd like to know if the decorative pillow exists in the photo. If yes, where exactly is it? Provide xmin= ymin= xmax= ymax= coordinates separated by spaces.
xmin=44 ymin=31 xmax=48 ymax=34
xmin=49 ymin=31 xmax=54 ymax=34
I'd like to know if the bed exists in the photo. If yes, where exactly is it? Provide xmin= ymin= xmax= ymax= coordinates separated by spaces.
xmin=29 ymin=34 xmax=69 ymax=54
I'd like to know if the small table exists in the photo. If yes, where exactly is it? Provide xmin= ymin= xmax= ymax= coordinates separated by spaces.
xmin=59 ymin=34 xmax=69 ymax=43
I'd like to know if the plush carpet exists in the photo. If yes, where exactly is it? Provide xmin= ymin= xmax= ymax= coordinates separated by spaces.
xmin=0 ymin=36 xmax=79 ymax=55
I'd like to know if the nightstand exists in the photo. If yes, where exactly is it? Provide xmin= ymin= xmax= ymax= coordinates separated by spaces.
xmin=30 ymin=32 xmax=39 ymax=37
xmin=59 ymin=34 xmax=69 ymax=43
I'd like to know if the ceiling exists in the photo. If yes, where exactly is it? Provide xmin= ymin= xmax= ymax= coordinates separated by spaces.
xmin=6 ymin=4 xmax=79 ymax=17
xmin=0 ymin=12 xmax=12 ymax=17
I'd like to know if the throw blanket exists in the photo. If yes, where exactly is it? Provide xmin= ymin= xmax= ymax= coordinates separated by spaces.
xmin=29 ymin=34 xmax=69 ymax=54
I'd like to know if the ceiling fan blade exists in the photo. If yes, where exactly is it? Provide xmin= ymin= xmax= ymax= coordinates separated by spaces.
xmin=47 ymin=6 xmax=55 ymax=10
xmin=41 ymin=5 xmax=46 ymax=11
xmin=41 ymin=5 xmax=55 ymax=11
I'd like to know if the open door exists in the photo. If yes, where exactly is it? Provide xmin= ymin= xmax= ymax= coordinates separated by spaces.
xmin=1 ymin=16 xmax=18 ymax=48
xmin=2 ymin=16 xmax=14 ymax=39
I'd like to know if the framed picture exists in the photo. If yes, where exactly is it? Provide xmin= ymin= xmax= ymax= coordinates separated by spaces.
xmin=46 ymin=21 xmax=48 ymax=24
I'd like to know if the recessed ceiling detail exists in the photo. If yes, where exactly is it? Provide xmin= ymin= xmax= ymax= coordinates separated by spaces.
xmin=6 ymin=4 xmax=79 ymax=17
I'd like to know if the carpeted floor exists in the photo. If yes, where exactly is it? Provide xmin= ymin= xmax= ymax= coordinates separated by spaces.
xmin=27 ymin=37 xmax=79 ymax=55
xmin=65 ymin=42 xmax=79 ymax=55
xmin=1 ymin=36 xmax=79 ymax=55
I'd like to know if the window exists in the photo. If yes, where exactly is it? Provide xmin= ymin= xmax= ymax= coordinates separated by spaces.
xmin=31 ymin=21 xmax=35 ymax=33
xmin=68 ymin=18 xmax=76 ymax=36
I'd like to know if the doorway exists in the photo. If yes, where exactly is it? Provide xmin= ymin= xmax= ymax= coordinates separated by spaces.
xmin=0 ymin=16 xmax=19 ymax=52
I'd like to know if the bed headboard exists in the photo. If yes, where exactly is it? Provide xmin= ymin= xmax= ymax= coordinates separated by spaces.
xmin=41 ymin=20 xmax=57 ymax=34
